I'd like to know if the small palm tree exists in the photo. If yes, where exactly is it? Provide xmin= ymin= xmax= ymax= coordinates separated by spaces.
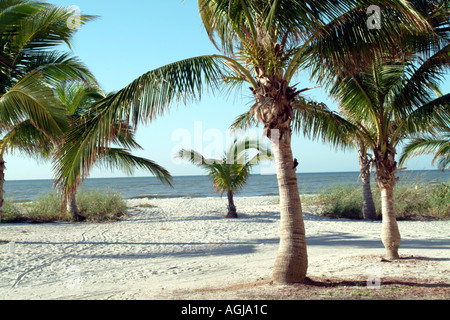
xmin=177 ymin=137 xmax=272 ymax=218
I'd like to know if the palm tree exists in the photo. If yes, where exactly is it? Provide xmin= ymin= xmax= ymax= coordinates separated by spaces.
xmin=307 ymin=57 xmax=449 ymax=260
xmin=177 ymin=137 xmax=272 ymax=218
xmin=0 ymin=0 xmax=96 ymax=220
xmin=53 ymin=80 xmax=173 ymax=221
xmin=304 ymin=0 xmax=450 ymax=260
xmin=53 ymin=1 xmax=428 ymax=283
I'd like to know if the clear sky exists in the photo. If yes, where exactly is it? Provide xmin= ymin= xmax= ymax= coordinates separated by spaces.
xmin=4 ymin=0 xmax=445 ymax=181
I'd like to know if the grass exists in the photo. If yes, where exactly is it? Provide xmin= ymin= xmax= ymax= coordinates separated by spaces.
xmin=301 ymin=180 xmax=450 ymax=220
xmin=1 ymin=189 xmax=128 ymax=223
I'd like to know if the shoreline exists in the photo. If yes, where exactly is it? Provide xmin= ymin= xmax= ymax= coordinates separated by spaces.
xmin=1 ymin=196 xmax=449 ymax=300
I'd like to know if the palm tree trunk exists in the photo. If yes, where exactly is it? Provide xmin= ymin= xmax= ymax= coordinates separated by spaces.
xmin=362 ymin=180 xmax=377 ymax=220
xmin=225 ymin=190 xmax=238 ymax=218
xmin=359 ymin=155 xmax=377 ymax=220
xmin=380 ymin=186 xmax=401 ymax=260
xmin=0 ymin=157 xmax=5 ymax=223
xmin=62 ymin=191 xmax=85 ymax=222
xmin=375 ymin=145 xmax=401 ymax=260
xmin=250 ymin=75 xmax=308 ymax=284
xmin=271 ymin=138 xmax=308 ymax=284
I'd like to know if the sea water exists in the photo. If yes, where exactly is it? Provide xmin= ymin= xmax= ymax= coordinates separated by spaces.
xmin=4 ymin=170 xmax=449 ymax=202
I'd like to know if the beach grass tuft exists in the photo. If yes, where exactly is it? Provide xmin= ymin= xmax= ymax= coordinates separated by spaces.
xmin=1 ymin=190 xmax=127 ymax=223
xmin=303 ymin=180 xmax=450 ymax=220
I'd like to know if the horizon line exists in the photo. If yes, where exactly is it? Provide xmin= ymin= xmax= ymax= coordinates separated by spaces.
xmin=5 ymin=168 xmax=443 ymax=182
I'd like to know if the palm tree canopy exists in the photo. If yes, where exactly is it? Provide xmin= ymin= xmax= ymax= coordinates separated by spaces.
xmin=54 ymin=0 xmax=432 ymax=173
xmin=0 ymin=0 xmax=97 ymax=142
xmin=52 ymin=80 xmax=173 ymax=196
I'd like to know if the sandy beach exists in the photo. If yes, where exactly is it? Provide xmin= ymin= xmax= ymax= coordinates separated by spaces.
xmin=0 ymin=196 xmax=449 ymax=300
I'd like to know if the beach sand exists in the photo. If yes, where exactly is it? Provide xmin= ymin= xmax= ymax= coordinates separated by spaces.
xmin=0 ymin=196 xmax=449 ymax=300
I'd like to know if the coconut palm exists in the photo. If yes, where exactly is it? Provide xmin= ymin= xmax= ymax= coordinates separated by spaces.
xmin=53 ymin=80 xmax=173 ymax=221
xmin=53 ymin=1 xmax=428 ymax=283
xmin=309 ymin=57 xmax=449 ymax=260
xmin=0 ymin=0 xmax=95 ymax=219
xmin=303 ymin=0 xmax=450 ymax=260
xmin=177 ymin=137 xmax=272 ymax=218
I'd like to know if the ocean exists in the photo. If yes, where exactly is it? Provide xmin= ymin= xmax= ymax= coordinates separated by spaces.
xmin=3 ymin=170 xmax=449 ymax=202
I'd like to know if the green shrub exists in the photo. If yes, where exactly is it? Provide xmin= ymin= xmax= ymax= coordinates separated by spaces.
xmin=0 ymin=189 xmax=127 ymax=223
xmin=77 ymin=189 xmax=127 ymax=221
xmin=309 ymin=184 xmax=365 ymax=220
xmin=305 ymin=181 xmax=450 ymax=220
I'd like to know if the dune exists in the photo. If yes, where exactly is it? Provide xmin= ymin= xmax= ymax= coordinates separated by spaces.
xmin=0 ymin=196 xmax=449 ymax=300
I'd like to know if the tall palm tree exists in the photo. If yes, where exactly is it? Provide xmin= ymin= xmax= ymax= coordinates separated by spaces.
xmin=177 ymin=137 xmax=272 ymax=218
xmin=53 ymin=1 xmax=428 ymax=283
xmin=304 ymin=0 xmax=450 ymax=260
xmin=310 ymin=58 xmax=449 ymax=260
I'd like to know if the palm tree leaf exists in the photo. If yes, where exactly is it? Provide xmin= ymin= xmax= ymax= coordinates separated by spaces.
xmin=0 ymin=71 xmax=67 ymax=137
xmin=399 ymin=131 xmax=450 ymax=170
xmin=0 ymin=118 xmax=54 ymax=158
xmin=98 ymin=148 xmax=173 ymax=187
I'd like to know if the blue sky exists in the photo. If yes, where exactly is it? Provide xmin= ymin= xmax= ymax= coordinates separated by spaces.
xmin=5 ymin=0 xmax=445 ymax=180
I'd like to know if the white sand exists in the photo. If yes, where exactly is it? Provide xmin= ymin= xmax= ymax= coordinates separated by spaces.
xmin=0 ymin=196 xmax=449 ymax=300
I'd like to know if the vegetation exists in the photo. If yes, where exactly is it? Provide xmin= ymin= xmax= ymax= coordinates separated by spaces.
xmin=400 ymin=124 xmax=450 ymax=171
xmin=1 ymin=190 xmax=127 ymax=223
xmin=0 ymin=1 xmax=172 ymax=222
xmin=53 ymin=0 xmax=433 ymax=285
xmin=177 ymin=137 xmax=272 ymax=218
xmin=52 ymin=80 xmax=172 ymax=221
xmin=0 ymin=0 xmax=95 ymax=221
xmin=0 ymin=0 xmax=448 ymax=292
xmin=298 ymin=0 xmax=450 ymax=260
xmin=303 ymin=181 xmax=450 ymax=221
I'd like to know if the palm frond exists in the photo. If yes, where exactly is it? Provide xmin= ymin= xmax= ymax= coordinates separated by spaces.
xmin=292 ymin=97 xmax=362 ymax=151
xmin=98 ymin=148 xmax=173 ymax=187
xmin=399 ymin=130 xmax=450 ymax=170
xmin=0 ymin=118 xmax=54 ymax=158
xmin=0 ymin=71 xmax=67 ymax=138
xmin=11 ymin=4 xmax=96 ymax=55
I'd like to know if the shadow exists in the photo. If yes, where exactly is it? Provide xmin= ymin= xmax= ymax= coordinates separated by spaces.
xmin=10 ymin=239 xmax=281 ymax=260
xmin=301 ymin=277 xmax=450 ymax=289
xmin=128 ymin=210 xmax=281 ymax=224
xmin=399 ymin=256 xmax=450 ymax=262
xmin=306 ymin=232 xmax=450 ymax=250
xmin=75 ymin=244 xmax=257 ymax=260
